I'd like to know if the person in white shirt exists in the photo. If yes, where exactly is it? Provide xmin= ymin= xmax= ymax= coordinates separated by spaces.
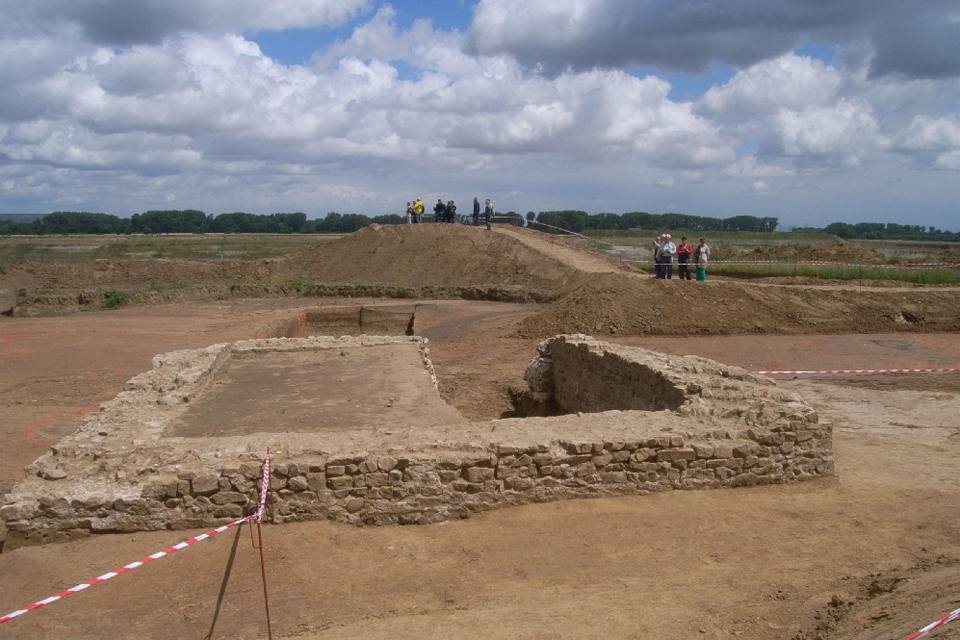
xmin=661 ymin=233 xmax=677 ymax=279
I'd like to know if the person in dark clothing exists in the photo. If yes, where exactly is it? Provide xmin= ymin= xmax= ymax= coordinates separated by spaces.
xmin=433 ymin=199 xmax=445 ymax=223
xmin=445 ymin=200 xmax=456 ymax=223
xmin=484 ymin=199 xmax=494 ymax=230
xmin=473 ymin=197 xmax=481 ymax=226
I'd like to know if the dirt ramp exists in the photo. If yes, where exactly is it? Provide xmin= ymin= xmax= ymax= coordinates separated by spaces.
xmin=518 ymin=273 xmax=960 ymax=338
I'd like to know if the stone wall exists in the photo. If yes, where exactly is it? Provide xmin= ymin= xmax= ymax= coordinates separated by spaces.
xmin=0 ymin=335 xmax=833 ymax=548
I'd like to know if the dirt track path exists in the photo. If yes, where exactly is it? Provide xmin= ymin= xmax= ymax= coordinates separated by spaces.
xmin=493 ymin=226 xmax=624 ymax=274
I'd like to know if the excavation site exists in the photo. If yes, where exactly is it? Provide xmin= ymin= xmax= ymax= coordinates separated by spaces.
xmin=1 ymin=224 xmax=958 ymax=640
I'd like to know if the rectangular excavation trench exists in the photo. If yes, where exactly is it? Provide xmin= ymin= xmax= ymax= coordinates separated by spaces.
xmin=1 ymin=335 xmax=833 ymax=547
xmin=274 ymin=304 xmax=417 ymax=338
xmin=166 ymin=343 xmax=465 ymax=438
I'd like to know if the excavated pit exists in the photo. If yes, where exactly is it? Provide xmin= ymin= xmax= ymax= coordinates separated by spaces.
xmin=268 ymin=304 xmax=417 ymax=338
xmin=2 ymin=335 xmax=833 ymax=548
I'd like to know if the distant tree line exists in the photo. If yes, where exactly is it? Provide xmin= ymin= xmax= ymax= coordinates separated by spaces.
xmin=795 ymin=222 xmax=960 ymax=242
xmin=2 ymin=210 xmax=955 ymax=241
xmin=532 ymin=210 xmax=780 ymax=233
xmin=0 ymin=210 xmax=404 ymax=235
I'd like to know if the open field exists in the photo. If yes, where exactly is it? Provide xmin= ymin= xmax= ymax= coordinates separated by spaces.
xmin=0 ymin=233 xmax=341 ymax=265
xmin=1 ymin=225 xmax=959 ymax=639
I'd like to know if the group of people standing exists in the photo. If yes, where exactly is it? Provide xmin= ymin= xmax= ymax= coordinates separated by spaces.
xmin=653 ymin=234 xmax=711 ymax=281
xmin=405 ymin=197 xmax=495 ymax=230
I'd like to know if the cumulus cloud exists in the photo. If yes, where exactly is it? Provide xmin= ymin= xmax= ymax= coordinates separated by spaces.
xmin=465 ymin=0 xmax=960 ymax=80
xmin=698 ymin=55 xmax=843 ymax=118
xmin=0 ymin=2 xmax=957 ymax=228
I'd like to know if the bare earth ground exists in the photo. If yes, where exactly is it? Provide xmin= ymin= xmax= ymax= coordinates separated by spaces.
xmin=1 ymin=226 xmax=959 ymax=640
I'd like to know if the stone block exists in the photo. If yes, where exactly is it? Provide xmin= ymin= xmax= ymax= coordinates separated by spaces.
xmin=712 ymin=444 xmax=734 ymax=459
xmin=214 ymin=504 xmax=243 ymax=518
xmin=592 ymin=453 xmax=613 ymax=467
xmin=692 ymin=443 xmax=714 ymax=459
xmin=365 ymin=472 xmax=388 ymax=487
xmin=326 ymin=465 xmax=346 ymax=477
xmin=306 ymin=473 xmax=326 ymax=492
xmin=465 ymin=467 xmax=495 ymax=483
xmin=191 ymin=472 xmax=220 ymax=496
xmin=288 ymin=476 xmax=309 ymax=492
xmin=533 ymin=453 xmax=553 ymax=466
xmin=378 ymin=457 xmax=398 ymax=472
xmin=327 ymin=476 xmax=353 ymax=491
xmin=345 ymin=498 xmax=364 ymax=514
xmin=656 ymin=449 xmax=697 ymax=462
xmin=42 ymin=468 xmax=67 ymax=481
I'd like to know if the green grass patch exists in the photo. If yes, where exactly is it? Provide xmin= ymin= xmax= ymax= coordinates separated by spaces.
xmin=710 ymin=263 xmax=960 ymax=284
xmin=626 ymin=262 xmax=960 ymax=284
xmin=102 ymin=288 xmax=127 ymax=309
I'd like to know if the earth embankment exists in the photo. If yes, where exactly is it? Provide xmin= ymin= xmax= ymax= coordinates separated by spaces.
xmin=2 ymin=225 xmax=959 ymax=339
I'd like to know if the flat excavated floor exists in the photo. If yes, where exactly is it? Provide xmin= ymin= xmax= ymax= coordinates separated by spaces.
xmin=167 ymin=343 xmax=465 ymax=438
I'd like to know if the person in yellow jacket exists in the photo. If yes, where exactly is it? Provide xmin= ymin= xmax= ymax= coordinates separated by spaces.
xmin=413 ymin=198 xmax=424 ymax=223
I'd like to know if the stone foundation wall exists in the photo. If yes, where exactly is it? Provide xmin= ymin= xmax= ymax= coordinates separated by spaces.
xmin=0 ymin=335 xmax=833 ymax=548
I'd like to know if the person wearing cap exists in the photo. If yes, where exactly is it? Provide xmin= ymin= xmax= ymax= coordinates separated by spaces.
xmin=661 ymin=234 xmax=677 ymax=279
xmin=413 ymin=198 xmax=424 ymax=223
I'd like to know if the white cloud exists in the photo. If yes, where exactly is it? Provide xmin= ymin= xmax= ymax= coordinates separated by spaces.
xmin=0 ymin=4 xmax=957 ymax=229
xmin=775 ymin=99 xmax=881 ymax=158
xmin=698 ymin=54 xmax=843 ymax=118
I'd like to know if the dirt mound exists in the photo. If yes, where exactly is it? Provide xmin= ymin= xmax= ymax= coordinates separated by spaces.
xmin=517 ymin=272 xmax=960 ymax=338
xmin=730 ymin=240 xmax=885 ymax=263
xmin=271 ymin=224 xmax=621 ymax=289
xmin=1 ymin=225 xmax=622 ymax=299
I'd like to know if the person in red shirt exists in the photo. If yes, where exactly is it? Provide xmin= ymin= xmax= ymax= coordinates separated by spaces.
xmin=676 ymin=236 xmax=694 ymax=280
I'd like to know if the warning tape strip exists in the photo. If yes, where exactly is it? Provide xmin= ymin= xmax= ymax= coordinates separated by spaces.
xmin=905 ymin=605 xmax=960 ymax=640
xmin=752 ymin=367 xmax=960 ymax=375
xmin=0 ymin=449 xmax=272 ymax=625
xmin=641 ymin=260 xmax=960 ymax=269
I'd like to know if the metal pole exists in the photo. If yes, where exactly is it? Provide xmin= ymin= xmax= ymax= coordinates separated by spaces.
xmin=255 ymin=521 xmax=273 ymax=640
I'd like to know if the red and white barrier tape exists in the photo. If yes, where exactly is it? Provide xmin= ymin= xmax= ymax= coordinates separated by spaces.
xmin=751 ymin=367 xmax=960 ymax=375
xmin=642 ymin=260 xmax=960 ymax=269
xmin=0 ymin=449 xmax=272 ymax=626
xmin=905 ymin=605 xmax=960 ymax=640
xmin=521 ymin=219 xmax=592 ymax=239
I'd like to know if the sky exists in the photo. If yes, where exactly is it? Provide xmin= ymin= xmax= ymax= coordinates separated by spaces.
xmin=1 ymin=0 xmax=958 ymax=230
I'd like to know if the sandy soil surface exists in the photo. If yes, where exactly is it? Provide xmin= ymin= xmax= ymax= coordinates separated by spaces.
xmin=1 ymin=226 xmax=959 ymax=639
xmin=168 ymin=344 xmax=465 ymax=438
